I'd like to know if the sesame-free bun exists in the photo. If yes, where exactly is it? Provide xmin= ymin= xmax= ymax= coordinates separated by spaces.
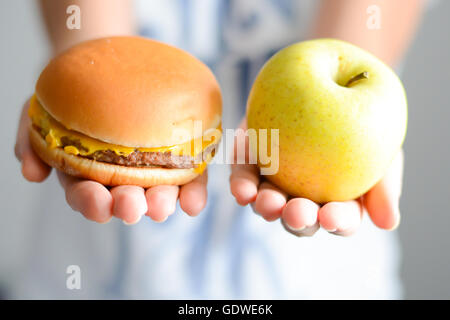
xmin=29 ymin=126 xmax=200 ymax=187
xmin=35 ymin=36 xmax=222 ymax=148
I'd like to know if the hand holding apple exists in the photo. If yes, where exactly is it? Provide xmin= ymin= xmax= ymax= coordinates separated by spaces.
xmin=230 ymin=118 xmax=403 ymax=237
xmin=247 ymin=38 xmax=407 ymax=203
xmin=230 ymin=39 xmax=406 ymax=236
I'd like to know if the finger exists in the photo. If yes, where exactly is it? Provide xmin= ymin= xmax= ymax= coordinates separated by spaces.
xmin=281 ymin=218 xmax=320 ymax=237
xmin=21 ymin=151 xmax=52 ymax=182
xmin=230 ymin=117 xmax=260 ymax=205
xmin=14 ymin=100 xmax=32 ymax=162
xmin=364 ymin=151 xmax=404 ymax=230
xmin=318 ymin=199 xmax=363 ymax=236
xmin=230 ymin=164 xmax=259 ymax=205
xmin=57 ymin=171 xmax=113 ymax=223
xmin=281 ymin=198 xmax=320 ymax=237
xmin=179 ymin=171 xmax=208 ymax=216
xmin=16 ymin=100 xmax=51 ymax=182
xmin=145 ymin=185 xmax=179 ymax=222
xmin=110 ymin=185 xmax=148 ymax=225
xmin=253 ymin=182 xmax=288 ymax=221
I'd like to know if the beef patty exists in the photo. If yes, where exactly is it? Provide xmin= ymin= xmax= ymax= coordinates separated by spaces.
xmin=85 ymin=143 xmax=218 ymax=169
xmin=36 ymin=125 xmax=219 ymax=169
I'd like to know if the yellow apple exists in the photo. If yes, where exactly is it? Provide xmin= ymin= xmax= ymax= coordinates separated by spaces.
xmin=247 ymin=39 xmax=407 ymax=203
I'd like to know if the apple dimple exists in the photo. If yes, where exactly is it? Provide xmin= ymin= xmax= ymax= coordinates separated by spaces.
xmin=333 ymin=54 xmax=369 ymax=88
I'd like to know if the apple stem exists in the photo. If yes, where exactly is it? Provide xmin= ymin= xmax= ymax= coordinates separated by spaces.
xmin=345 ymin=71 xmax=369 ymax=87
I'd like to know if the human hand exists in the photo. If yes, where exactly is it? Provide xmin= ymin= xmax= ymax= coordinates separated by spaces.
xmin=15 ymin=99 xmax=208 ymax=224
xmin=229 ymin=118 xmax=403 ymax=237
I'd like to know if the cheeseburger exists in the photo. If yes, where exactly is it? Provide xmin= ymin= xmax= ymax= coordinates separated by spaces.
xmin=28 ymin=36 xmax=222 ymax=187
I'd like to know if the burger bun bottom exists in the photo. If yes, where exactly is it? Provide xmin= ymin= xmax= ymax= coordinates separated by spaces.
xmin=29 ymin=125 xmax=201 ymax=187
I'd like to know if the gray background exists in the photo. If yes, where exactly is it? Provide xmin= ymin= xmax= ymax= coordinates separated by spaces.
xmin=0 ymin=1 xmax=449 ymax=299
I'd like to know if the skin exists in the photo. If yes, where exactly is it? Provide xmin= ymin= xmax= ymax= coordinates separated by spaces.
xmin=16 ymin=0 xmax=422 ymax=233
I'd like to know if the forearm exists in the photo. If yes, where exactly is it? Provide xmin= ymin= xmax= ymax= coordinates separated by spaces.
xmin=310 ymin=0 xmax=425 ymax=67
xmin=39 ymin=0 xmax=136 ymax=56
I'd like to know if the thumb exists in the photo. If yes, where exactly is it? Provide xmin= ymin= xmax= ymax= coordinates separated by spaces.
xmin=363 ymin=150 xmax=404 ymax=230
xmin=15 ymin=99 xmax=51 ymax=182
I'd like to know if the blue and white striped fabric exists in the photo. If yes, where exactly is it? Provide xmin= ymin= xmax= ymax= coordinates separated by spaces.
xmin=10 ymin=0 xmax=402 ymax=299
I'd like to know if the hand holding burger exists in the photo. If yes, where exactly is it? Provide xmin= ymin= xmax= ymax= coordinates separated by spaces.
xmin=16 ymin=36 xmax=222 ymax=224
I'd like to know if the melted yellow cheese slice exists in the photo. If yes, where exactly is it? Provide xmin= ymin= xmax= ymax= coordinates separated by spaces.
xmin=29 ymin=95 xmax=221 ymax=173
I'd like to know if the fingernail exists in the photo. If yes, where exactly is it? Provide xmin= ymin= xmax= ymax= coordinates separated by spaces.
xmin=156 ymin=216 xmax=168 ymax=223
xmin=285 ymin=222 xmax=306 ymax=232
xmin=14 ymin=144 xmax=22 ymax=161
xmin=325 ymin=228 xmax=337 ymax=233
xmin=99 ymin=216 xmax=113 ymax=224
xmin=123 ymin=215 xmax=142 ymax=226
xmin=387 ymin=207 xmax=401 ymax=231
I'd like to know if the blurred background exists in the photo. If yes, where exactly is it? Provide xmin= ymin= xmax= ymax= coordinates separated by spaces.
xmin=0 ymin=0 xmax=449 ymax=299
